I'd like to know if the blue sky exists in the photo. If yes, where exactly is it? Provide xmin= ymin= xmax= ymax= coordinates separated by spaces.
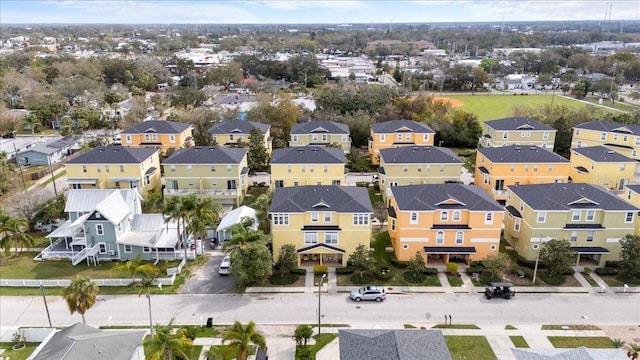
xmin=0 ymin=1 xmax=637 ymax=24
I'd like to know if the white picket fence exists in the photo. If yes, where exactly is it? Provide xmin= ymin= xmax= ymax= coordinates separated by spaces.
xmin=0 ymin=258 xmax=186 ymax=287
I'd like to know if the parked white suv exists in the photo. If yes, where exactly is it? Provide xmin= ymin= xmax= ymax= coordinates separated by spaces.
xmin=218 ymin=256 xmax=231 ymax=275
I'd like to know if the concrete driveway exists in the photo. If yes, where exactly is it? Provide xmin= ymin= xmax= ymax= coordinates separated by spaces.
xmin=180 ymin=250 xmax=236 ymax=294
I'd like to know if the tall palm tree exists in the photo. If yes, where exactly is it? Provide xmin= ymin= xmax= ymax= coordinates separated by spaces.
xmin=252 ymin=192 xmax=272 ymax=234
xmin=222 ymin=321 xmax=266 ymax=360
xmin=186 ymin=197 xmax=222 ymax=241
xmin=63 ymin=276 xmax=99 ymax=324
xmin=131 ymin=264 xmax=160 ymax=336
xmin=144 ymin=319 xmax=192 ymax=360
xmin=0 ymin=215 xmax=34 ymax=255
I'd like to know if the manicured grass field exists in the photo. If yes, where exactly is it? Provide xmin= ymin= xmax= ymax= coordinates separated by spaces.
xmin=445 ymin=336 xmax=497 ymax=360
xmin=547 ymin=336 xmax=615 ymax=348
xmin=0 ymin=343 xmax=39 ymax=360
xmin=445 ymin=94 xmax=589 ymax=122
xmin=510 ymin=336 xmax=530 ymax=348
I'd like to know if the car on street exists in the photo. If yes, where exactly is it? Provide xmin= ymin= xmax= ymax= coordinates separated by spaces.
xmin=484 ymin=282 xmax=515 ymax=300
xmin=350 ymin=285 xmax=386 ymax=302
xmin=218 ymin=256 xmax=231 ymax=275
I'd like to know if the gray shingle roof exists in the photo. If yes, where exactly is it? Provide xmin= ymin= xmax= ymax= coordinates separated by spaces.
xmin=380 ymin=146 xmax=462 ymax=164
xmin=512 ymin=347 xmax=628 ymax=360
xmin=66 ymin=146 xmax=157 ymax=164
xmin=270 ymin=185 xmax=373 ymax=213
xmin=571 ymin=146 xmax=635 ymax=162
xmin=163 ymin=146 xmax=247 ymax=164
xmin=509 ymin=183 xmax=639 ymax=211
xmin=338 ymin=329 xmax=452 ymax=360
xmin=209 ymin=120 xmax=270 ymax=135
xmin=271 ymin=146 xmax=345 ymax=164
xmin=626 ymin=184 xmax=640 ymax=194
xmin=371 ymin=120 xmax=434 ymax=134
xmin=478 ymin=145 xmax=569 ymax=163
xmin=120 ymin=120 xmax=192 ymax=134
xmin=574 ymin=121 xmax=640 ymax=134
xmin=290 ymin=120 xmax=349 ymax=135
xmin=31 ymin=323 xmax=146 ymax=360
xmin=484 ymin=117 xmax=555 ymax=131
xmin=391 ymin=184 xmax=503 ymax=211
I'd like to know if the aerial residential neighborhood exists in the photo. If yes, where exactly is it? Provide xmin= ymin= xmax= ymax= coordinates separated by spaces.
xmin=1 ymin=2 xmax=640 ymax=359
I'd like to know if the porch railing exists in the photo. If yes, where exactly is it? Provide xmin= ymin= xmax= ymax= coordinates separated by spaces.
xmin=71 ymin=244 xmax=99 ymax=266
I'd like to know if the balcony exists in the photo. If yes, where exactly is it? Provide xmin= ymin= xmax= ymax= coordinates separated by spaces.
xmin=165 ymin=188 xmax=239 ymax=197
xmin=491 ymin=188 xmax=507 ymax=196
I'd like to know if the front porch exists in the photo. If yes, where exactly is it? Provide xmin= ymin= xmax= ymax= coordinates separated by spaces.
xmin=571 ymin=246 xmax=610 ymax=267
xmin=297 ymin=243 xmax=346 ymax=267
xmin=424 ymin=246 xmax=477 ymax=266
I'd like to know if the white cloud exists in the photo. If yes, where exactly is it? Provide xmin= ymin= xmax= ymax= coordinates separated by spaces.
xmin=260 ymin=0 xmax=370 ymax=11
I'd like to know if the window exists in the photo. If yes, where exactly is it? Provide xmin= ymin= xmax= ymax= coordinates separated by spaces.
xmin=301 ymin=165 xmax=306 ymax=173
xmin=572 ymin=210 xmax=580 ymax=221
xmin=145 ymin=134 xmax=150 ymax=141
xmin=510 ymin=164 xmax=515 ymax=172
xmin=310 ymin=166 xmax=314 ymax=173
xmin=226 ymin=165 xmax=232 ymax=172
xmin=452 ymin=211 xmax=460 ymax=221
xmin=324 ymin=212 xmax=331 ymax=222
xmin=483 ymin=174 xmax=490 ymax=185
xmin=169 ymin=135 xmax=175 ymax=143
xmin=311 ymin=212 xmax=318 ymax=222
xmin=548 ymin=164 xmax=553 ymax=172
xmin=229 ymin=134 xmax=234 ymax=141
xmin=287 ymin=165 xmax=292 ymax=173
xmin=440 ymin=211 xmax=448 ymax=221
xmin=325 ymin=232 xmax=338 ymax=244
xmin=600 ymin=132 xmax=606 ymax=140
xmin=380 ymin=134 xmax=385 ymax=141
xmin=120 ymin=165 xmax=124 ymax=172
xmin=405 ymin=133 xmax=410 ymax=141
xmin=410 ymin=212 xmax=418 ymax=224
xmin=623 ymin=135 xmax=628 ymax=142
xmin=304 ymin=232 xmax=318 ymax=244
xmin=397 ymin=134 xmax=402 ymax=141
xmin=342 ymin=135 xmax=347 ymax=142
xmin=275 ymin=180 xmax=284 ymax=188
xmin=115 ymin=181 xmax=120 ymax=189
xmin=186 ymin=165 xmax=192 ymax=171
xmin=96 ymin=166 xmax=101 ymax=173
xmin=98 ymin=243 xmax=107 ymax=254
xmin=96 ymin=224 xmax=104 ymax=236
xmin=543 ymin=131 xmax=549 ymax=140
xmin=570 ymin=232 xmax=577 ymax=242
xmin=485 ymin=212 xmax=493 ymax=224
xmin=620 ymin=164 xmax=626 ymax=171
xmin=273 ymin=213 xmax=289 ymax=225
xmin=625 ymin=212 xmax=634 ymax=223
xmin=613 ymin=134 xmax=618 ymax=141
xmin=143 ymin=247 xmax=151 ymax=253
xmin=423 ymin=134 xmax=429 ymax=141
xmin=353 ymin=214 xmax=369 ymax=225
xmin=82 ymin=165 xmax=87 ymax=173
xmin=170 ymin=165 xmax=176 ymax=172
xmin=105 ymin=165 xmax=110 ymax=173
xmin=292 ymin=135 xmax=298 ymax=142
xmin=636 ymin=137 xmax=640 ymax=145
xmin=586 ymin=210 xmax=595 ymax=222
xmin=324 ymin=165 xmax=328 ymax=173
xmin=586 ymin=231 xmax=594 ymax=242
xmin=391 ymin=218 xmax=396 ymax=231
xmin=575 ymin=129 xmax=580 ymax=136
xmin=455 ymin=232 xmax=463 ymax=244
xmin=124 ymin=244 xmax=132 ymax=253
xmin=212 ymin=135 xmax=217 ymax=143
xmin=514 ymin=219 xmax=521 ymax=231
xmin=533 ymin=164 xmax=538 ymax=172
xmin=322 ymin=134 xmax=328 ymax=142
xmin=524 ymin=164 xmax=529 ymax=172
xmin=440 ymin=164 xmax=444 ymax=172
xmin=126 ymin=135 xmax=131 ymax=143
xmin=436 ymin=232 xmax=444 ymax=244
xmin=521 ymin=131 xmax=531 ymax=137
xmin=537 ymin=211 xmax=546 ymax=223
xmin=502 ymin=132 xmax=508 ymax=139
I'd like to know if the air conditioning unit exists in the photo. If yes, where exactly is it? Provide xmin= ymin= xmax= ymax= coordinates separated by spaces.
xmin=107 ymin=250 xmax=116 ymax=256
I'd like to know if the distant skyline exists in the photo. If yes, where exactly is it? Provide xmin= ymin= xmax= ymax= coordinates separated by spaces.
xmin=1 ymin=0 xmax=638 ymax=25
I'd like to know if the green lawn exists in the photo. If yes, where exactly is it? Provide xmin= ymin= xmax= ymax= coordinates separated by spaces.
xmin=347 ymin=154 xmax=376 ymax=172
xmin=505 ymin=325 xmax=518 ymax=330
xmin=510 ymin=336 xmax=529 ymax=348
xmin=542 ymin=325 xmax=601 ymax=330
xmin=242 ymin=186 xmax=269 ymax=207
xmin=445 ymin=336 xmax=497 ymax=360
xmin=547 ymin=336 xmax=615 ymax=348
xmin=447 ymin=274 xmax=463 ymax=287
xmin=295 ymin=333 xmax=338 ymax=360
xmin=581 ymin=96 xmax=639 ymax=112
xmin=0 ymin=343 xmax=39 ymax=360
xmin=144 ymin=338 xmax=202 ymax=360
xmin=446 ymin=94 xmax=589 ymax=122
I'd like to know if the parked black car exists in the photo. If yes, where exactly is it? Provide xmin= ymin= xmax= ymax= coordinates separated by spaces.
xmin=484 ymin=282 xmax=515 ymax=300
xmin=2 ymin=132 xmax=16 ymax=139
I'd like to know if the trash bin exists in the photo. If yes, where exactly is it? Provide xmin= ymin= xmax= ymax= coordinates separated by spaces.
xmin=206 ymin=317 xmax=213 ymax=328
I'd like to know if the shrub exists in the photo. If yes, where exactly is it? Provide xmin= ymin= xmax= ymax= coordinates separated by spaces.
xmin=583 ymin=267 xmax=592 ymax=275
xmin=350 ymin=272 xmax=374 ymax=284
xmin=563 ymin=268 xmax=575 ymax=275
xmin=479 ymin=270 xmax=500 ymax=285
xmin=181 ymin=326 xmax=199 ymax=340
xmin=335 ymin=266 xmax=355 ymax=274
xmin=595 ymin=267 xmax=608 ymax=276
xmin=291 ymin=268 xmax=306 ymax=275
xmin=541 ymin=272 xmax=565 ymax=285
xmin=389 ymin=254 xmax=409 ymax=269
xmin=446 ymin=262 xmax=459 ymax=275
xmin=516 ymin=257 xmax=539 ymax=269
xmin=374 ymin=266 xmax=394 ymax=281
xmin=466 ymin=266 xmax=485 ymax=275
xmin=605 ymin=261 xmax=623 ymax=268
xmin=606 ymin=267 xmax=618 ymax=275
xmin=404 ymin=270 xmax=426 ymax=283
xmin=469 ymin=261 xmax=484 ymax=267
xmin=423 ymin=267 xmax=439 ymax=275
xmin=269 ymin=272 xmax=299 ymax=285
xmin=313 ymin=265 xmax=328 ymax=274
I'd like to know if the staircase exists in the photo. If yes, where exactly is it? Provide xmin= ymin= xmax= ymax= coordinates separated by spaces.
xmin=72 ymin=244 xmax=99 ymax=266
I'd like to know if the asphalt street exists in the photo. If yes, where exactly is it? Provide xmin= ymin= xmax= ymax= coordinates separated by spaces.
xmin=180 ymin=250 xmax=236 ymax=294
xmin=1 ymin=293 xmax=638 ymax=336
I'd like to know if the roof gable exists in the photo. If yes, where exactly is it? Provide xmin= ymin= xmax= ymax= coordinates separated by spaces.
xmin=435 ymin=198 xmax=466 ymax=207
xmin=311 ymin=126 xmax=328 ymax=133
xmin=509 ymin=183 xmax=639 ymax=211
xmin=120 ymin=120 xmax=191 ymax=135
xmin=567 ymin=197 xmax=600 ymax=206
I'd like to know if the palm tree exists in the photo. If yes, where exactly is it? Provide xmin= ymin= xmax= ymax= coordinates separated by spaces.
xmin=144 ymin=319 xmax=192 ymax=360
xmin=131 ymin=264 xmax=160 ymax=336
xmin=63 ymin=276 xmax=99 ymax=324
xmin=186 ymin=197 xmax=222 ymax=241
xmin=221 ymin=224 xmax=266 ymax=260
xmin=23 ymin=114 xmax=40 ymax=140
xmin=0 ymin=216 xmax=34 ymax=254
xmin=222 ymin=321 xmax=266 ymax=360
xmin=252 ymin=192 xmax=272 ymax=234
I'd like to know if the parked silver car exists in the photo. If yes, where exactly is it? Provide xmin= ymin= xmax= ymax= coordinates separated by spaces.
xmin=350 ymin=286 xmax=386 ymax=302
xmin=218 ymin=256 xmax=231 ymax=275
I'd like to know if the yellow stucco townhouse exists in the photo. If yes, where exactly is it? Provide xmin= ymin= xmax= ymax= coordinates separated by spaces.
xmin=479 ymin=117 xmax=556 ymax=149
xmin=118 ymin=120 xmax=193 ymax=154
xmin=209 ymin=120 xmax=272 ymax=154
xmin=289 ymin=120 xmax=351 ymax=153
xmin=270 ymin=146 xmax=346 ymax=189
xmin=368 ymin=120 xmax=435 ymax=165
xmin=571 ymin=121 xmax=640 ymax=161
xmin=569 ymin=145 xmax=637 ymax=191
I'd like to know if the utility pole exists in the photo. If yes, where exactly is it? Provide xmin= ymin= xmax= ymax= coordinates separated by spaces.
xmin=47 ymin=155 xmax=58 ymax=197
xmin=13 ymin=143 xmax=27 ymax=192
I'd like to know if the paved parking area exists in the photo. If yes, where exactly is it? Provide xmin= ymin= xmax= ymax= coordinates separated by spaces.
xmin=180 ymin=250 xmax=236 ymax=294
